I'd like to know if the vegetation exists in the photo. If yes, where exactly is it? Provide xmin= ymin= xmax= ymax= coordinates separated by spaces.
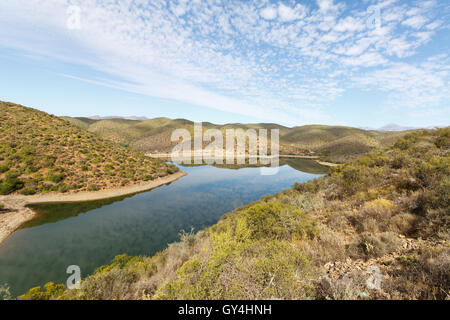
xmin=0 ymin=102 xmax=178 ymax=195
xmin=64 ymin=117 xmax=406 ymax=162
xmin=20 ymin=128 xmax=449 ymax=300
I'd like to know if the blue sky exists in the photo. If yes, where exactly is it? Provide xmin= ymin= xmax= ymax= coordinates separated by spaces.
xmin=0 ymin=0 xmax=449 ymax=128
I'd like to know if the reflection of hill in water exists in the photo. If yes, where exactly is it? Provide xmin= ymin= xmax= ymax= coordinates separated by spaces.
xmin=281 ymin=159 xmax=329 ymax=174
xmin=22 ymin=195 xmax=132 ymax=230
xmin=180 ymin=158 xmax=329 ymax=174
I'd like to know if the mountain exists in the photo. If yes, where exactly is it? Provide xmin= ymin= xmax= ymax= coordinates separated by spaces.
xmin=88 ymin=115 xmax=149 ymax=121
xmin=64 ymin=117 xmax=408 ymax=162
xmin=0 ymin=102 xmax=177 ymax=195
xmin=378 ymin=123 xmax=417 ymax=132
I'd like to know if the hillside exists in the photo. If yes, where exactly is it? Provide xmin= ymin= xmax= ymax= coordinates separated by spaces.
xmin=281 ymin=125 xmax=407 ymax=162
xmin=21 ymin=128 xmax=449 ymax=300
xmin=64 ymin=117 xmax=406 ymax=162
xmin=0 ymin=102 xmax=178 ymax=195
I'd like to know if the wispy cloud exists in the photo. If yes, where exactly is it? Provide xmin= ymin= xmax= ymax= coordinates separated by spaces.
xmin=0 ymin=0 xmax=448 ymax=125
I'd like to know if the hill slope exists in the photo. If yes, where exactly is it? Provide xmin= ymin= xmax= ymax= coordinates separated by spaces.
xmin=0 ymin=102 xmax=178 ymax=195
xmin=65 ymin=118 xmax=406 ymax=162
xmin=21 ymin=127 xmax=449 ymax=300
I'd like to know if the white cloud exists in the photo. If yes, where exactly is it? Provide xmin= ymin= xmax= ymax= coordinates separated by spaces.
xmin=402 ymin=15 xmax=428 ymax=29
xmin=0 ymin=0 xmax=448 ymax=126
xmin=277 ymin=4 xmax=306 ymax=22
xmin=260 ymin=6 xmax=277 ymax=20
xmin=317 ymin=0 xmax=336 ymax=12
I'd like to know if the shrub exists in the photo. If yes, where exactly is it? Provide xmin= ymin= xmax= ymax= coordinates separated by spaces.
xmin=19 ymin=282 xmax=66 ymax=300
xmin=0 ymin=175 xmax=25 ymax=195
xmin=394 ymin=139 xmax=410 ymax=150
xmin=349 ymin=232 xmax=400 ymax=259
xmin=20 ymin=186 xmax=37 ymax=195
xmin=391 ymin=154 xmax=410 ymax=169
xmin=46 ymin=170 xmax=66 ymax=183
xmin=236 ymin=202 xmax=318 ymax=241
xmin=331 ymin=163 xmax=363 ymax=196
xmin=352 ymin=199 xmax=396 ymax=233
xmin=0 ymin=162 xmax=11 ymax=173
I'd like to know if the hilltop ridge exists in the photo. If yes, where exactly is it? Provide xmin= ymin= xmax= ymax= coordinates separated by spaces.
xmin=64 ymin=117 xmax=408 ymax=162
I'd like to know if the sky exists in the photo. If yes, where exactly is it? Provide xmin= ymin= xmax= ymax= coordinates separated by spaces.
xmin=0 ymin=0 xmax=449 ymax=128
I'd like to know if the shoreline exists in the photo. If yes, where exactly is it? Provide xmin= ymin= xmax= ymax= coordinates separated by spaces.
xmin=0 ymin=171 xmax=186 ymax=246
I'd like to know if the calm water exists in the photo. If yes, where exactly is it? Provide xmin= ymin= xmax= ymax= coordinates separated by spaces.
xmin=0 ymin=160 xmax=326 ymax=296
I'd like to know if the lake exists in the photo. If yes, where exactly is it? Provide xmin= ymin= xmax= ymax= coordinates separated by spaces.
xmin=0 ymin=159 xmax=327 ymax=297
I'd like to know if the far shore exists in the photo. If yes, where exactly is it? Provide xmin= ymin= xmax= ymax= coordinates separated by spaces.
xmin=145 ymin=153 xmax=338 ymax=167
xmin=0 ymin=171 xmax=186 ymax=246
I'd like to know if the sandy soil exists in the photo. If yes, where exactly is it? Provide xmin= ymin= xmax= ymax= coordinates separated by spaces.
xmin=0 ymin=171 xmax=186 ymax=245
xmin=316 ymin=161 xmax=339 ymax=167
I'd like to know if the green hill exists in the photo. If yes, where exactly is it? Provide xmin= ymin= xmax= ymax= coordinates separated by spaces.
xmin=281 ymin=125 xmax=407 ymax=162
xmin=65 ymin=118 xmax=406 ymax=162
xmin=0 ymin=102 xmax=178 ymax=195
xmin=20 ymin=128 xmax=449 ymax=300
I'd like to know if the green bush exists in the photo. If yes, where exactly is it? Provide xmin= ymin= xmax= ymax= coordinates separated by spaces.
xmin=46 ymin=170 xmax=66 ymax=183
xmin=0 ymin=162 xmax=11 ymax=173
xmin=237 ymin=202 xmax=318 ymax=241
xmin=0 ymin=176 xmax=25 ymax=195
xmin=394 ymin=139 xmax=410 ymax=150
xmin=87 ymin=184 xmax=100 ymax=191
xmin=20 ymin=186 xmax=37 ymax=195
xmin=19 ymin=282 xmax=66 ymax=300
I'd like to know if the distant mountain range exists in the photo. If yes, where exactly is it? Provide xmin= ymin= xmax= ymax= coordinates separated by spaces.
xmin=360 ymin=123 xmax=445 ymax=132
xmin=88 ymin=115 xmax=149 ymax=121
xmin=86 ymin=118 xmax=442 ymax=132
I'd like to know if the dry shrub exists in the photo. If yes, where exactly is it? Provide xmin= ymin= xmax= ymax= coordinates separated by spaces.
xmin=327 ymin=211 xmax=351 ymax=232
xmin=390 ymin=213 xmax=417 ymax=235
xmin=352 ymin=199 xmax=396 ymax=233
xmin=414 ymin=208 xmax=450 ymax=239
xmin=417 ymin=247 xmax=450 ymax=297
xmin=288 ymin=191 xmax=325 ymax=213
xmin=348 ymin=232 xmax=401 ymax=259
xmin=300 ymin=228 xmax=347 ymax=266
xmin=383 ymin=247 xmax=450 ymax=300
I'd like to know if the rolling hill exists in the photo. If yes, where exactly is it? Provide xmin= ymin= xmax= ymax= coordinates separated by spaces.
xmin=64 ymin=117 xmax=408 ymax=162
xmin=0 ymin=102 xmax=178 ymax=195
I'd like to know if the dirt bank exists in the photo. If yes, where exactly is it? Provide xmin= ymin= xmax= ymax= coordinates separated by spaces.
xmin=0 ymin=171 xmax=186 ymax=245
